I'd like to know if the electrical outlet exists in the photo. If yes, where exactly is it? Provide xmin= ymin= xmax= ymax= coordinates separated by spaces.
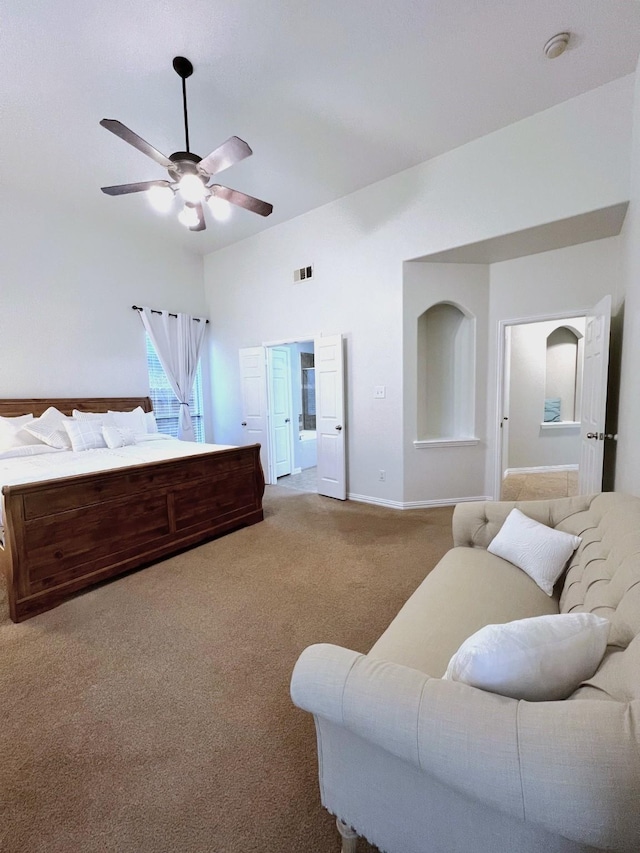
xmin=378 ymin=469 xmax=386 ymax=482
xmin=374 ymin=385 xmax=386 ymax=399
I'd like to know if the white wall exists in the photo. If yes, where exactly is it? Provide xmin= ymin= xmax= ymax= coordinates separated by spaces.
xmin=204 ymin=77 xmax=632 ymax=504
xmin=1 ymin=190 xmax=206 ymax=415
xmin=507 ymin=318 xmax=584 ymax=471
xmin=487 ymin=236 xmax=623 ymax=494
xmin=617 ymin=57 xmax=640 ymax=495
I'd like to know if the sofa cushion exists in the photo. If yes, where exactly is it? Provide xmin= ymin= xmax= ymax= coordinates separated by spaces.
xmin=368 ymin=547 xmax=559 ymax=678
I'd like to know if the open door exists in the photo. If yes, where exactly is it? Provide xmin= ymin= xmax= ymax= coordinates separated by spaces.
xmin=267 ymin=346 xmax=293 ymax=479
xmin=239 ymin=347 xmax=271 ymax=483
xmin=314 ymin=334 xmax=346 ymax=499
xmin=578 ymin=295 xmax=611 ymax=494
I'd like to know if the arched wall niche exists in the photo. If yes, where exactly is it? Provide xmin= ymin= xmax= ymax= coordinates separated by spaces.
xmin=417 ymin=301 xmax=475 ymax=441
xmin=544 ymin=325 xmax=584 ymax=423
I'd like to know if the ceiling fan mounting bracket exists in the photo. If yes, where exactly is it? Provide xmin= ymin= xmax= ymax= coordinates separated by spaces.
xmin=172 ymin=56 xmax=193 ymax=79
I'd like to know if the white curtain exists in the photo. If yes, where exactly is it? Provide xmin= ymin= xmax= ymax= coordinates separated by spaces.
xmin=139 ymin=307 xmax=208 ymax=441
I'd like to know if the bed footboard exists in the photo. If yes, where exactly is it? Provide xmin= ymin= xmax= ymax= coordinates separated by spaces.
xmin=1 ymin=444 xmax=265 ymax=622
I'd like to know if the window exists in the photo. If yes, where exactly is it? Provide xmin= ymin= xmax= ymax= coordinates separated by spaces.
xmin=145 ymin=335 xmax=205 ymax=441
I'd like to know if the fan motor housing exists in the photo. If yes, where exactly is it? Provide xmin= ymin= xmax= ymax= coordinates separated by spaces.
xmin=168 ymin=151 xmax=207 ymax=183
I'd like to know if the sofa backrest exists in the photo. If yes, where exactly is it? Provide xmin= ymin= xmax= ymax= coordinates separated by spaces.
xmin=453 ymin=492 xmax=640 ymax=702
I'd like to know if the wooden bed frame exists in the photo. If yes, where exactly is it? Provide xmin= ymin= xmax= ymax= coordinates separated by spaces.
xmin=0 ymin=397 xmax=265 ymax=622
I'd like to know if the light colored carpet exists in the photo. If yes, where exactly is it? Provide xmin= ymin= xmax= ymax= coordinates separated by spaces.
xmin=0 ymin=488 xmax=453 ymax=853
xmin=501 ymin=470 xmax=578 ymax=501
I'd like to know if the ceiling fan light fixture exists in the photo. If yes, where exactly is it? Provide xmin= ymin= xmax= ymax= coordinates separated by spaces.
xmin=178 ymin=204 xmax=199 ymax=228
xmin=147 ymin=184 xmax=174 ymax=213
xmin=178 ymin=173 xmax=207 ymax=203
xmin=207 ymin=194 xmax=232 ymax=221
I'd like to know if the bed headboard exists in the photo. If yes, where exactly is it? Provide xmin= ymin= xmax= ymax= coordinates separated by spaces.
xmin=0 ymin=397 xmax=153 ymax=418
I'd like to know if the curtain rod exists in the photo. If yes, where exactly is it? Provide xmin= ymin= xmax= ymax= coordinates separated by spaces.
xmin=132 ymin=305 xmax=209 ymax=323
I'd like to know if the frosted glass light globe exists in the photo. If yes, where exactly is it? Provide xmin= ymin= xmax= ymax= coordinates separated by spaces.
xmin=147 ymin=185 xmax=174 ymax=213
xmin=178 ymin=173 xmax=207 ymax=203
xmin=207 ymin=195 xmax=232 ymax=221
xmin=178 ymin=205 xmax=199 ymax=228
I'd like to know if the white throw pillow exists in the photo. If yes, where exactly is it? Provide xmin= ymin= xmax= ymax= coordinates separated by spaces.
xmin=108 ymin=407 xmax=147 ymax=435
xmin=63 ymin=419 xmax=108 ymax=452
xmin=487 ymin=508 xmax=581 ymax=595
xmin=23 ymin=407 xmax=72 ymax=449
xmin=102 ymin=425 xmax=136 ymax=449
xmin=0 ymin=414 xmax=43 ymax=449
xmin=443 ymin=613 xmax=610 ymax=702
xmin=145 ymin=411 xmax=159 ymax=433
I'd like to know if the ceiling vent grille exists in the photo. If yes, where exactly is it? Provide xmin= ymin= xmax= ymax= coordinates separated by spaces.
xmin=294 ymin=265 xmax=313 ymax=283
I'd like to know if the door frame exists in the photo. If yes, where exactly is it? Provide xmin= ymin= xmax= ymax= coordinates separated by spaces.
xmin=493 ymin=307 xmax=590 ymax=500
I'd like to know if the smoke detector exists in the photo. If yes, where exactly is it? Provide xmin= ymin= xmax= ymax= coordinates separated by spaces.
xmin=543 ymin=32 xmax=570 ymax=59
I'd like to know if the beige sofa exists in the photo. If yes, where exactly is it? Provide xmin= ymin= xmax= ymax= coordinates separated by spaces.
xmin=291 ymin=493 xmax=640 ymax=853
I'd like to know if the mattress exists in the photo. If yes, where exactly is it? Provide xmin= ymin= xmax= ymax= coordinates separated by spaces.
xmin=0 ymin=437 xmax=234 ymax=537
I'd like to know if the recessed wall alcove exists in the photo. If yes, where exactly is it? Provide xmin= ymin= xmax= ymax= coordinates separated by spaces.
xmin=417 ymin=302 xmax=475 ymax=442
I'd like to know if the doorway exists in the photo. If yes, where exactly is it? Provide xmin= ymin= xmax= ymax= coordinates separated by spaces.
xmin=499 ymin=314 xmax=586 ymax=501
xmin=238 ymin=333 xmax=347 ymax=498
xmin=269 ymin=341 xmax=318 ymax=494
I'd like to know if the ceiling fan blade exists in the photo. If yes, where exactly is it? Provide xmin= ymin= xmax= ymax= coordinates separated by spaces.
xmin=101 ymin=180 xmax=172 ymax=196
xmin=210 ymin=185 xmax=273 ymax=217
xmin=190 ymin=202 xmax=206 ymax=232
xmin=100 ymin=119 xmax=173 ymax=168
xmin=199 ymin=136 xmax=253 ymax=176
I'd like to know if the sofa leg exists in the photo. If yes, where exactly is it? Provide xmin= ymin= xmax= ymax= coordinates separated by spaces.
xmin=336 ymin=818 xmax=358 ymax=853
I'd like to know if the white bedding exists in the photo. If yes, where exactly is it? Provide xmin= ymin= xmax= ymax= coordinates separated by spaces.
xmin=0 ymin=437 xmax=235 ymax=536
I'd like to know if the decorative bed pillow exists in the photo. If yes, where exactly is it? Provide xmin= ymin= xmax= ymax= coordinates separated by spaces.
xmin=23 ymin=407 xmax=72 ymax=450
xmin=72 ymin=409 xmax=113 ymax=424
xmin=0 ymin=414 xmax=44 ymax=449
xmin=443 ymin=613 xmax=610 ymax=701
xmin=487 ymin=508 xmax=581 ymax=595
xmin=108 ymin=406 xmax=147 ymax=436
xmin=102 ymin=425 xmax=136 ymax=449
xmin=63 ymin=419 xmax=108 ymax=452
xmin=145 ymin=411 xmax=159 ymax=433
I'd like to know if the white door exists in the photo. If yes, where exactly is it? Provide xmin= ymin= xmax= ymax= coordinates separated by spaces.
xmin=238 ymin=347 xmax=271 ymax=483
xmin=500 ymin=325 xmax=512 ymax=494
xmin=314 ymin=334 xmax=346 ymax=499
xmin=578 ymin=295 xmax=611 ymax=494
xmin=267 ymin=346 xmax=293 ymax=479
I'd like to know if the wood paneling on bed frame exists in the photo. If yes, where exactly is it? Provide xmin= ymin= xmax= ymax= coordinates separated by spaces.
xmin=0 ymin=398 xmax=265 ymax=622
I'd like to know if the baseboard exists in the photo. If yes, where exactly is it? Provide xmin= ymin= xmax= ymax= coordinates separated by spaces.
xmin=348 ymin=493 xmax=492 ymax=510
xmin=292 ymin=467 xmax=302 ymax=475
xmin=504 ymin=465 xmax=578 ymax=476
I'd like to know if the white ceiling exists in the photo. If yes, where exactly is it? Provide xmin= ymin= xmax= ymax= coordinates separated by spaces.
xmin=3 ymin=1 xmax=640 ymax=256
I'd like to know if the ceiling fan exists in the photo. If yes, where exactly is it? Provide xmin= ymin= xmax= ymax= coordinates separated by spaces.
xmin=100 ymin=56 xmax=273 ymax=231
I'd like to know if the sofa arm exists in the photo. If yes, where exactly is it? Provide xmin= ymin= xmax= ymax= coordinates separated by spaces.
xmin=291 ymin=644 xmax=640 ymax=852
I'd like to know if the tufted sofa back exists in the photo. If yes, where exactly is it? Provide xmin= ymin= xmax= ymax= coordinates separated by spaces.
xmin=453 ymin=492 xmax=640 ymax=702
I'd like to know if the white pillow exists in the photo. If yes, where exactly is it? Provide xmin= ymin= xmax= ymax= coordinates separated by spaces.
xmin=0 ymin=413 xmax=45 ymax=450
xmin=145 ymin=411 xmax=158 ymax=433
xmin=102 ymin=425 xmax=136 ymax=449
xmin=72 ymin=409 xmax=113 ymax=424
xmin=443 ymin=613 xmax=610 ymax=702
xmin=23 ymin=406 xmax=72 ymax=449
xmin=108 ymin=407 xmax=147 ymax=435
xmin=487 ymin=508 xmax=581 ymax=595
xmin=63 ymin=419 xmax=108 ymax=452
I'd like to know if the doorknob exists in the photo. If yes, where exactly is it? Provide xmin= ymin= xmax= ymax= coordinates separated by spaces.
xmin=335 ymin=425 xmax=342 ymax=431
xmin=241 ymin=422 xmax=247 ymax=427
xmin=586 ymin=432 xmax=598 ymax=439
xmin=285 ymin=418 xmax=290 ymax=423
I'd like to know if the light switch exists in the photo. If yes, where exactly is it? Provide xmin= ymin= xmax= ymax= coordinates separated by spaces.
xmin=374 ymin=385 xmax=386 ymax=399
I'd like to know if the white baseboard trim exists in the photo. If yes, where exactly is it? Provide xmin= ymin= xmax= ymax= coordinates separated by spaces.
xmin=504 ymin=465 xmax=578 ymax=476
xmin=292 ymin=467 xmax=302 ymax=475
xmin=348 ymin=493 xmax=492 ymax=510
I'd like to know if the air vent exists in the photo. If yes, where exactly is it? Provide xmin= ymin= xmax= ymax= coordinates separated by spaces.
xmin=294 ymin=264 xmax=313 ymax=283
